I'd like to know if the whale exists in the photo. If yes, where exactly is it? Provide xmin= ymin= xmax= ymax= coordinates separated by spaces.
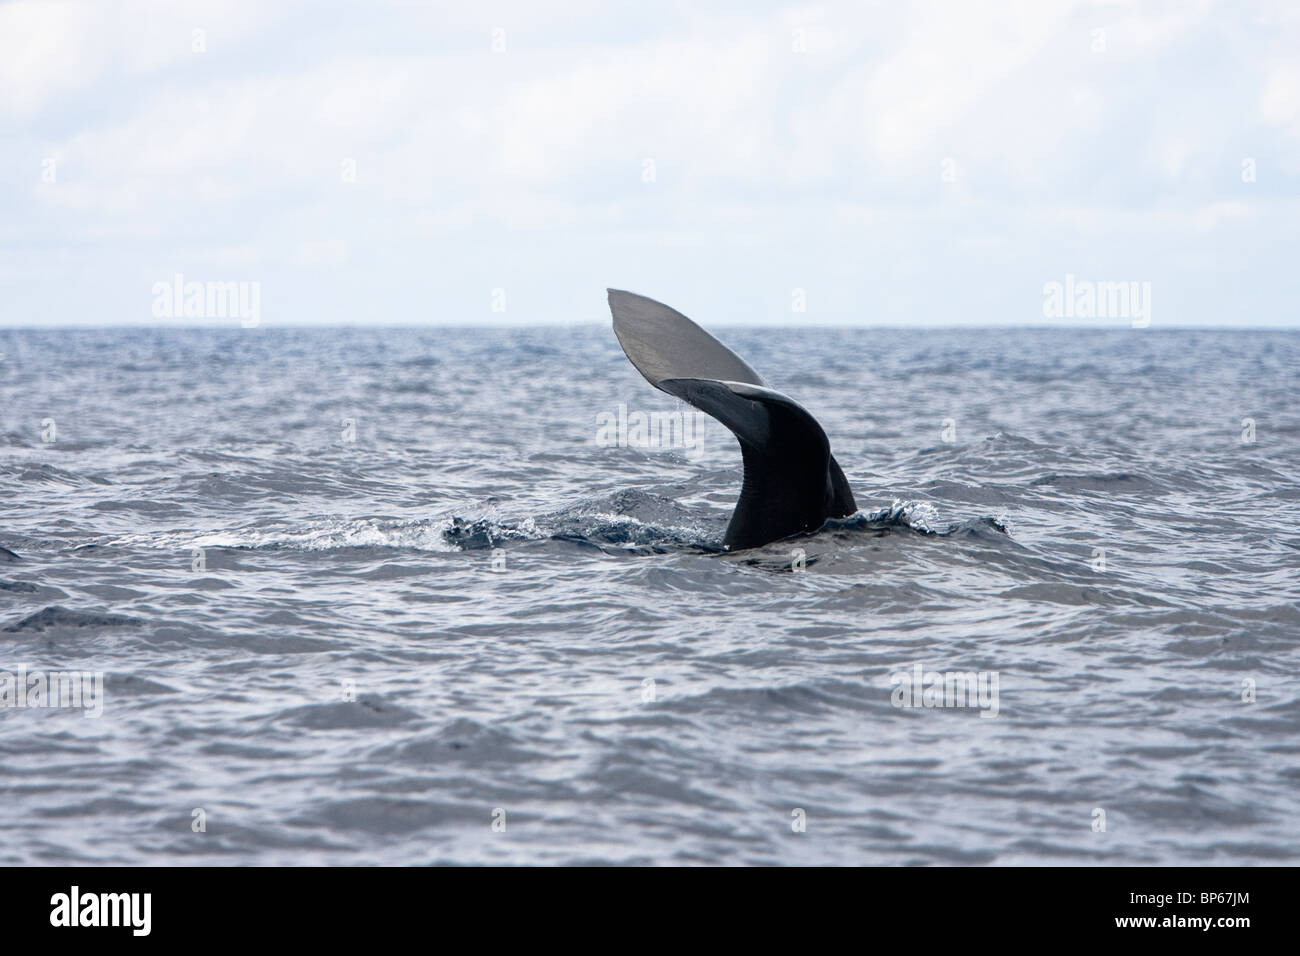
xmin=607 ymin=289 xmax=857 ymax=551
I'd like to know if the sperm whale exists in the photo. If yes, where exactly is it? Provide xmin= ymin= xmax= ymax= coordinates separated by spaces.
xmin=606 ymin=289 xmax=857 ymax=551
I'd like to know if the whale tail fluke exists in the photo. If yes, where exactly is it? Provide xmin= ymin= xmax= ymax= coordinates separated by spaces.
xmin=608 ymin=289 xmax=766 ymax=389
xmin=606 ymin=290 xmax=857 ymax=550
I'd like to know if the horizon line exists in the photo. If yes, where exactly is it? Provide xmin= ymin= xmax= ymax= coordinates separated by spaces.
xmin=1 ymin=322 xmax=1297 ymax=333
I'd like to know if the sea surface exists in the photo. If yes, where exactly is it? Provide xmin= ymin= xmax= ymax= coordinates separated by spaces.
xmin=1 ymin=325 xmax=1298 ymax=865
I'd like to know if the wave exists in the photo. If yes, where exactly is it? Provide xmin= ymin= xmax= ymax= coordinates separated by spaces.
xmin=173 ymin=517 xmax=462 ymax=553
xmin=2 ymin=605 xmax=142 ymax=633
xmin=101 ymin=491 xmax=1009 ymax=557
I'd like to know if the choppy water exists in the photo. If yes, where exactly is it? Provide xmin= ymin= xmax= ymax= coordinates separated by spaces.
xmin=1 ymin=325 xmax=1298 ymax=865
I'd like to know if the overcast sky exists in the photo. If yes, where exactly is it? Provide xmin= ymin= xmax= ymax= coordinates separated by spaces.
xmin=2 ymin=0 xmax=1297 ymax=327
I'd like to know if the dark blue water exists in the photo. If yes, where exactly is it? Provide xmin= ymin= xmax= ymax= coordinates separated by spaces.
xmin=1 ymin=326 xmax=1298 ymax=864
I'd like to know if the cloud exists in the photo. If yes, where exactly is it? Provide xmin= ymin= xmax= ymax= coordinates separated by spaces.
xmin=2 ymin=0 xmax=1299 ymax=326
xmin=0 ymin=1 xmax=111 ymax=119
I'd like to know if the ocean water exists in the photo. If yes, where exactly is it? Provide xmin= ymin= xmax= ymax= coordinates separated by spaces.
xmin=1 ymin=325 xmax=1298 ymax=866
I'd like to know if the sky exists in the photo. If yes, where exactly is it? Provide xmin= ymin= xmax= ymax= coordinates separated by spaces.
xmin=1 ymin=0 xmax=1298 ymax=327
